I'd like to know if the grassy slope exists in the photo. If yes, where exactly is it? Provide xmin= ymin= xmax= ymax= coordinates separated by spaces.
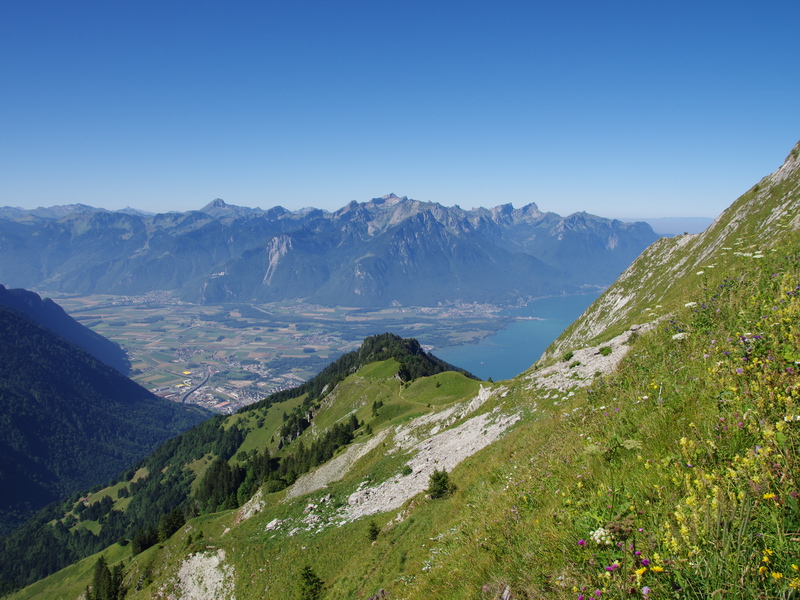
xmin=12 ymin=141 xmax=800 ymax=600
xmin=7 ymin=359 xmax=484 ymax=600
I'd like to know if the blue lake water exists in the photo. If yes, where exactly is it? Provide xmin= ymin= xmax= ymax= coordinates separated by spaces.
xmin=434 ymin=292 xmax=601 ymax=381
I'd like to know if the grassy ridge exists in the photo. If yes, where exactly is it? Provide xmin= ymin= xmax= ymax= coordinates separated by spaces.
xmin=543 ymin=142 xmax=800 ymax=362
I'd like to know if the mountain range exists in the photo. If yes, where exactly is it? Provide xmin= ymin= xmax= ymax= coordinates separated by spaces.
xmin=4 ymin=140 xmax=800 ymax=600
xmin=0 ymin=195 xmax=658 ymax=307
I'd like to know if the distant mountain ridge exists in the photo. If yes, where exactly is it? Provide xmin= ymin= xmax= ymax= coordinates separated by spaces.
xmin=0 ymin=194 xmax=658 ymax=307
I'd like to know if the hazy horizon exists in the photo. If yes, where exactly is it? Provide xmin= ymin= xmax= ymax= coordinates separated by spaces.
xmin=2 ymin=2 xmax=798 ymax=218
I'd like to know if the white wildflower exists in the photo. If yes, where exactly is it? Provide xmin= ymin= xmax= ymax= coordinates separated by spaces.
xmin=590 ymin=526 xmax=613 ymax=546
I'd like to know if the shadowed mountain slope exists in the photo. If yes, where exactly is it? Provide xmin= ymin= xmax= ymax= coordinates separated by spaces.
xmin=0 ymin=305 xmax=209 ymax=538
xmin=0 ymin=284 xmax=130 ymax=374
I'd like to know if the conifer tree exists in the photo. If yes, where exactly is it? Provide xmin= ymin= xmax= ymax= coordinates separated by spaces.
xmin=296 ymin=564 xmax=324 ymax=600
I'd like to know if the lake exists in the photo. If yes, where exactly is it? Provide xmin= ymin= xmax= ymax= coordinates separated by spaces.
xmin=433 ymin=292 xmax=601 ymax=381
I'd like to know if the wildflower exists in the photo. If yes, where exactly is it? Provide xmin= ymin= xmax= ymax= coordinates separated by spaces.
xmin=790 ymin=578 xmax=800 ymax=590
xmin=772 ymin=572 xmax=784 ymax=580
xmin=635 ymin=567 xmax=647 ymax=577
xmin=590 ymin=527 xmax=613 ymax=545
xmin=642 ymin=587 xmax=650 ymax=597
xmin=651 ymin=566 xmax=664 ymax=573
xmin=578 ymin=539 xmax=586 ymax=546
xmin=605 ymin=563 xmax=620 ymax=572
xmin=763 ymin=492 xmax=777 ymax=500
xmin=641 ymin=559 xmax=650 ymax=566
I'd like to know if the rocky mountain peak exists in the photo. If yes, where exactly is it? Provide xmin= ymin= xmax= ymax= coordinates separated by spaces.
xmin=201 ymin=198 xmax=228 ymax=210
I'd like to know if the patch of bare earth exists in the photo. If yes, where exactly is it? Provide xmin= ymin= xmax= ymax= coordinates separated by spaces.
xmin=283 ymin=428 xmax=391 ymax=501
xmin=157 ymin=549 xmax=235 ymax=600
xmin=339 ymin=402 xmax=519 ymax=521
xmin=527 ymin=324 xmax=653 ymax=393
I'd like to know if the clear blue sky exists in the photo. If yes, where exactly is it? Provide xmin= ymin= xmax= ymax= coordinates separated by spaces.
xmin=2 ymin=1 xmax=799 ymax=218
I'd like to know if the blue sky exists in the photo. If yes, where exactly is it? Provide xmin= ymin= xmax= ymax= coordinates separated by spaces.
xmin=2 ymin=1 xmax=799 ymax=218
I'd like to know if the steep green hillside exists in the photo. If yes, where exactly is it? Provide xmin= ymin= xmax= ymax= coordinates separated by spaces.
xmin=542 ymin=141 xmax=800 ymax=362
xmin=0 ymin=306 xmax=208 ymax=538
xmin=9 ymin=141 xmax=800 ymax=600
xmin=0 ymin=284 xmax=130 ymax=374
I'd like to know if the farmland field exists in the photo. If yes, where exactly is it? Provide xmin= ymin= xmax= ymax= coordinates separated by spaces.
xmin=48 ymin=292 xmax=507 ymax=413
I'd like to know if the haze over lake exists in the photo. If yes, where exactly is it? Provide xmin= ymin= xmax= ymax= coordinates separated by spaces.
xmin=434 ymin=293 xmax=602 ymax=381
